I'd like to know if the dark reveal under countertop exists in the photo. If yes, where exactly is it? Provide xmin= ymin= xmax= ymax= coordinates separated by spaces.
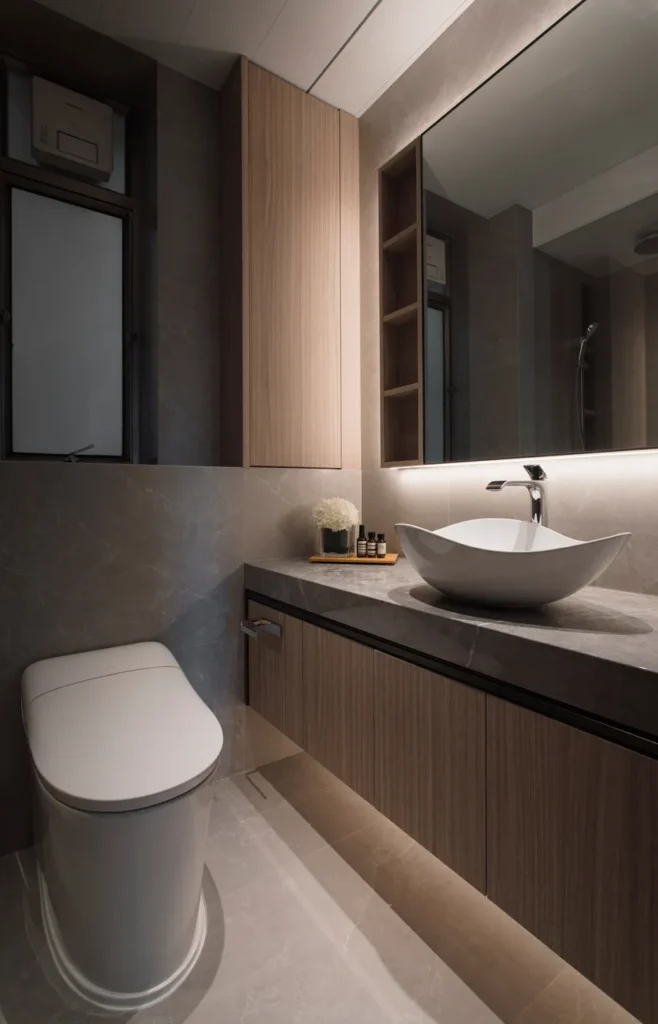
xmin=245 ymin=558 xmax=658 ymax=745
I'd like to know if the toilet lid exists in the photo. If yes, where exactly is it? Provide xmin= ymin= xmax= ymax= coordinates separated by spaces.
xmin=22 ymin=643 xmax=224 ymax=813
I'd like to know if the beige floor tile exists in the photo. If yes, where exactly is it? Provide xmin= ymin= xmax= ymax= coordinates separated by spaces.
xmin=214 ymin=768 xmax=289 ymax=818
xmin=185 ymin=865 xmax=394 ymax=1024
xmin=205 ymin=778 xmax=333 ymax=898
xmin=285 ymin=843 xmax=503 ymax=1024
xmin=212 ymin=705 xmax=301 ymax=781
xmin=514 ymin=966 xmax=642 ymax=1024
xmin=258 ymin=752 xmax=383 ymax=846
xmin=0 ymin=755 xmax=639 ymax=1024
xmin=0 ymin=851 xmax=117 ymax=1023
xmin=243 ymin=706 xmax=301 ymax=772
xmin=334 ymin=818 xmax=566 ymax=1024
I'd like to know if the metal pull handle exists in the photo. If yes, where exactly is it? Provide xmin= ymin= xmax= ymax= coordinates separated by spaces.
xmin=240 ymin=618 xmax=282 ymax=639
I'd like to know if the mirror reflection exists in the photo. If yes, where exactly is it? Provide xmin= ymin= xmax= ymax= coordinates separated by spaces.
xmin=421 ymin=0 xmax=658 ymax=463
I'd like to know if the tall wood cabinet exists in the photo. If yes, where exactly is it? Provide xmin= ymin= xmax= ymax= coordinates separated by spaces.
xmin=219 ymin=59 xmax=360 ymax=469
xmin=487 ymin=697 xmax=657 ymax=1024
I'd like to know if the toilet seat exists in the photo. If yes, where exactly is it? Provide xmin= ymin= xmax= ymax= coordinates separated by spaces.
xmin=22 ymin=642 xmax=223 ymax=813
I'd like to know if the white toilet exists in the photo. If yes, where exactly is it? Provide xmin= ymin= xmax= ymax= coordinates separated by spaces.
xmin=22 ymin=641 xmax=223 ymax=1011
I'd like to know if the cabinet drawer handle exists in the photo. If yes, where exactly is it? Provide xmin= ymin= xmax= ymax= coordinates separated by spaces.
xmin=240 ymin=618 xmax=282 ymax=639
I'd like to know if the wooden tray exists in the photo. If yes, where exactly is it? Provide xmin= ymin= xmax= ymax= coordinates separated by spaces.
xmin=309 ymin=553 xmax=398 ymax=565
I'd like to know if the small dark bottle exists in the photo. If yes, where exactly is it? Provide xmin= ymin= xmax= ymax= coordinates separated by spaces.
xmin=356 ymin=525 xmax=367 ymax=558
xmin=376 ymin=533 xmax=387 ymax=558
xmin=366 ymin=531 xmax=377 ymax=558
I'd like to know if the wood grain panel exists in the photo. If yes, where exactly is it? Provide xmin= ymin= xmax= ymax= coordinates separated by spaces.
xmin=372 ymin=653 xmax=486 ymax=891
xmin=247 ymin=600 xmax=303 ymax=744
xmin=302 ymin=623 xmax=375 ymax=802
xmin=248 ymin=65 xmax=341 ymax=468
xmin=487 ymin=697 xmax=656 ymax=1024
xmin=219 ymin=58 xmax=246 ymax=466
xmin=339 ymin=109 xmax=361 ymax=471
xmin=372 ymin=652 xmax=432 ymax=846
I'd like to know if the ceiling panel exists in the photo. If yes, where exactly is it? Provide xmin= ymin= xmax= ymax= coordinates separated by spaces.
xmin=34 ymin=0 xmax=476 ymax=112
xmin=35 ymin=0 xmax=103 ymax=31
xmin=134 ymin=39 xmax=237 ymax=90
xmin=99 ymin=0 xmax=196 ymax=45
xmin=180 ymin=0 xmax=287 ymax=54
xmin=253 ymin=0 xmax=378 ymax=91
xmin=311 ymin=0 xmax=477 ymax=115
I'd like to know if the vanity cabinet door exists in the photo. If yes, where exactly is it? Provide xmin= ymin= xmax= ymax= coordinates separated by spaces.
xmin=372 ymin=652 xmax=486 ymax=892
xmin=487 ymin=697 xmax=657 ymax=1024
xmin=246 ymin=600 xmax=304 ymax=745
xmin=302 ymin=624 xmax=376 ymax=803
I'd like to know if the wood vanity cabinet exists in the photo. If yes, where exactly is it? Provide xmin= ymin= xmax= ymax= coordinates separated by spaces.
xmin=302 ymin=624 xmax=376 ymax=803
xmin=247 ymin=614 xmax=486 ymax=890
xmin=486 ymin=696 xmax=657 ymax=1024
xmin=371 ymin=651 xmax=486 ymax=892
xmin=247 ymin=602 xmax=658 ymax=1022
xmin=219 ymin=59 xmax=360 ymax=470
xmin=245 ymin=600 xmax=304 ymax=745
xmin=301 ymin=626 xmax=486 ymax=889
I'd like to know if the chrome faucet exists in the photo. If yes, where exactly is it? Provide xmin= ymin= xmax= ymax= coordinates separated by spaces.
xmin=486 ymin=464 xmax=547 ymax=526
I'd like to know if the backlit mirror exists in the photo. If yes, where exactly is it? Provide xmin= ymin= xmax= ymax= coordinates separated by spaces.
xmin=421 ymin=0 xmax=658 ymax=463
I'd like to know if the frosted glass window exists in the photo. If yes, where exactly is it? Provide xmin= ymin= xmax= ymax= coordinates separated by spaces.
xmin=6 ymin=69 xmax=127 ymax=194
xmin=11 ymin=189 xmax=124 ymax=457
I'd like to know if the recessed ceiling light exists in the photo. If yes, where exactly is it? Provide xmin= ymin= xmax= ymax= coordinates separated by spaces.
xmin=634 ymin=231 xmax=658 ymax=256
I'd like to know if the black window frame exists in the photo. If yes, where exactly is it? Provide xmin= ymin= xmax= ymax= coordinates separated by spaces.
xmin=0 ymin=58 xmax=139 ymax=463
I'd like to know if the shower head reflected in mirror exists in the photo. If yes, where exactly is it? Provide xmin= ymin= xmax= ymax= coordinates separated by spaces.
xmin=575 ymin=323 xmax=600 ymax=451
xmin=577 ymin=322 xmax=599 ymax=367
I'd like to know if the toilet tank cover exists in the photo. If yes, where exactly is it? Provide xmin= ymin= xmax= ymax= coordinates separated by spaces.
xmin=22 ymin=642 xmax=223 ymax=812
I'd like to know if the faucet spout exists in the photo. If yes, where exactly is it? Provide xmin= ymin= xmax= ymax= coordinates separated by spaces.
xmin=485 ymin=465 xmax=547 ymax=526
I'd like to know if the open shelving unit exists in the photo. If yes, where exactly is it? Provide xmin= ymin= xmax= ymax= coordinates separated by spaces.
xmin=379 ymin=140 xmax=423 ymax=466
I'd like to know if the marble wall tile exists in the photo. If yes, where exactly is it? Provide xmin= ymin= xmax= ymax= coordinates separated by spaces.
xmin=0 ymin=462 xmax=244 ymax=854
xmin=245 ymin=468 xmax=362 ymax=560
xmin=0 ymin=463 xmax=362 ymax=855
xmin=364 ymin=451 xmax=658 ymax=595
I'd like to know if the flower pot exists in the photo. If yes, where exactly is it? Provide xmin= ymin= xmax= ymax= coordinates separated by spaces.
xmin=321 ymin=528 xmax=350 ymax=556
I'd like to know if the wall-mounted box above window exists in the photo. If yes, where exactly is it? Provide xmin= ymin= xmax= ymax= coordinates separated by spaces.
xmin=32 ymin=76 xmax=114 ymax=182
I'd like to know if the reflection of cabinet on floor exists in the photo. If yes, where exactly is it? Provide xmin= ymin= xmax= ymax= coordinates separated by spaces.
xmin=245 ymin=596 xmax=658 ymax=1024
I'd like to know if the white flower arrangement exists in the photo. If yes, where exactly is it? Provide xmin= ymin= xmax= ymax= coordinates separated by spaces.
xmin=312 ymin=497 xmax=360 ymax=533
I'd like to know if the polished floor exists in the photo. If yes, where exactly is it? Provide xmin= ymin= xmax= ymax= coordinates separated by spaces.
xmin=0 ymin=731 xmax=640 ymax=1023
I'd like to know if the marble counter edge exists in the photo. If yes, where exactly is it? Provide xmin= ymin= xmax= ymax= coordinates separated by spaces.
xmin=244 ymin=559 xmax=658 ymax=741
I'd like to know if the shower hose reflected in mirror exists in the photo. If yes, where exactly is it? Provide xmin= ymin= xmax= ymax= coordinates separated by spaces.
xmin=574 ymin=322 xmax=599 ymax=451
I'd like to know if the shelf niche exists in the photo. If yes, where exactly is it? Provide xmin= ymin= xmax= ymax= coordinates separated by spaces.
xmin=379 ymin=140 xmax=423 ymax=466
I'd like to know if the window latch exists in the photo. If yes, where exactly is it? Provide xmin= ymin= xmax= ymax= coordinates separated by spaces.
xmin=64 ymin=444 xmax=95 ymax=462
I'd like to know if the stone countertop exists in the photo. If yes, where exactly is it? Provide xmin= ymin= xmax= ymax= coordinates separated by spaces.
xmin=244 ymin=557 xmax=658 ymax=742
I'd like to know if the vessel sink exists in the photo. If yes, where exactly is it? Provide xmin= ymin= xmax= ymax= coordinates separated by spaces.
xmin=396 ymin=518 xmax=630 ymax=608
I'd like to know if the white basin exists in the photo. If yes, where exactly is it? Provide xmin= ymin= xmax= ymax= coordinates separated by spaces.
xmin=396 ymin=518 xmax=630 ymax=608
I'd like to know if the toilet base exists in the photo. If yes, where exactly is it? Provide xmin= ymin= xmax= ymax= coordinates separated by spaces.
xmin=38 ymin=866 xmax=208 ymax=1011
